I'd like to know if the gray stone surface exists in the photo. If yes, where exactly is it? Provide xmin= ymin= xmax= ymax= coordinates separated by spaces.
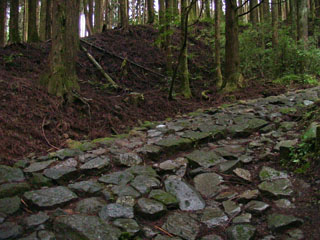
xmin=165 ymin=178 xmax=205 ymax=211
xmin=163 ymin=212 xmax=200 ymax=240
xmin=24 ymin=160 xmax=56 ymax=173
xmin=185 ymin=150 xmax=223 ymax=168
xmin=245 ymin=201 xmax=270 ymax=214
xmin=259 ymin=166 xmax=288 ymax=181
xmin=226 ymin=224 xmax=256 ymax=240
xmin=99 ymin=171 xmax=134 ymax=185
xmin=99 ymin=203 xmax=134 ymax=220
xmin=130 ymin=175 xmax=160 ymax=194
xmin=0 ymin=222 xmax=23 ymax=240
xmin=0 ymin=165 xmax=25 ymax=184
xmin=54 ymin=214 xmax=121 ymax=240
xmin=149 ymin=190 xmax=179 ymax=208
xmin=75 ymin=197 xmax=106 ymax=214
xmin=193 ymin=172 xmax=223 ymax=197
xmin=267 ymin=214 xmax=303 ymax=232
xmin=135 ymin=198 xmax=166 ymax=219
xmin=68 ymin=180 xmax=103 ymax=195
xmin=113 ymin=218 xmax=140 ymax=236
xmin=200 ymin=207 xmax=228 ymax=227
xmin=23 ymin=212 xmax=49 ymax=228
xmin=80 ymin=157 xmax=110 ymax=170
xmin=258 ymin=179 xmax=293 ymax=197
xmin=24 ymin=186 xmax=77 ymax=208
xmin=0 ymin=196 xmax=20 ymax=215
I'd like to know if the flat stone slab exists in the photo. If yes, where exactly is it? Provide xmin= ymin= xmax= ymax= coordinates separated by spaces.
xmin=130 ymin=175 xmax=160 ymax=194
xmin=135 ymin=198 xmax=166 ymax=219
xmin=267 ymin=213 xmax=303 ymax=232
xmin=155 ymin=136 xmax=192 ymax=152
xmin=113 ymin=152 xmax=143 ymax=166
xmin=80 ymin=157 xmax=110 ymax=170
xmin=99 ymin=203 xmax=134 ymax=220
xmin=23 ymin=186 xmax=78 ymax=208
xmin=0 ymin=182 xmax=31 ymax=198
xmin=0 ymin=222 xmax=23 ymax=239
xmin=43 ymin=167 xmax=77 ymax=181
xmin=99 ymin=171 xmax=134 ymax=185
xmin=226 ymin=224 xmax=256 ymax=240
xmin=165 ymin=178 xmax=205 ymax=211
xmin=68 ymin=180 xmax=104 ymax=195
xmin=258 ymin=179 xmax=293 ymax=197
xmin=0 ymin=165 xmax=25 ymax=184
xmin=163 ymin=212 xmax=200 ymax=240
xmin=0 ymin=196 xmax=20 ymax=215
xmin=245 ymin=201 xmax=270 ymax=214
xmin=23 ymin=211 xmax=49 ymax=228
xmin=259 ymin=166 xmax=288 ymax=181
xmin=149 ymin=190 xmax=179 ymax=208
xmin=223 ymin=200 xmax=241 ymax=216
xmin=53 ymin=214 xmax=121 ymax=240
xmin=111 ymin=185 xmax=141 ymax=198
xmin=200 ymin=207 xmax=228 ymax=227
xmin=24 ymin=160 xmax=56 ymax=173
xmin=75 ymin=197 xmax=106 ymax=214
xmin=193 ymin=172 xmax=223 ymax=198
xmin=113 ymin=218 xmax=140 ymax=236
xmin=185 ymin=150 xmax=224 ymax=168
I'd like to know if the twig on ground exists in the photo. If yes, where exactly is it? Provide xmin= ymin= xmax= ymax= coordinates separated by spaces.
xmin=41 ymin=116 xmax=59 ymax=150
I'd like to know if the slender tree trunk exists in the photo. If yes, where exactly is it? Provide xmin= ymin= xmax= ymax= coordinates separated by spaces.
xmin=173 ymin=0 xmax=179 ymax=16
xmin=290 ymin=0 xmax=297 ymax=41
xmin=45 ymin=0 xmax=51 ymax=39
xmin=179 ymin=0 xmax=192 ymax=98
xmin=263 ymin=0 xmax=270 ymax=21
xmin=104 ymin=0 xmax=112 ymax=29
xmin=278 ymin=0 xmax=282 ymax=21
xmin=215 ymin=0 xmax=222 ymax=88
xmin=39 ymin=0 xmax=46 ymax=41
xmin=165 ymin=0 xmax=173 ymax=75
xmin=137 ymin=0 xmax=141 ymax=24
xmin=94 ymin=0 xmax=102 ymax=33
xmin=309 ymin=0 xmax=315 ymax=33
xmin=224 ymin=0 xmax=243 ymax=91
xmin=23 ymin=0 xmax=28 ymax=42
xmin=9 ymin=0 xmax=20 ymax=43
xmin=28 ymin=0 xmax=39 ymax=42
xmin=315 ymin=0 xmax=320 ymax=18
xmin=205 ymin=0 xmax=211 ymax=18
xmin=0 ymin=0 xmax=7 ymax=47
xmin=120 ymin=0 xmax=129 ymax=29
xmin=297 ymin=0 xmax=308 ymax=48
xmin=159 ymin=0 xmax=165 ymax=48
xmin=250 ymin=0 xmax=258 ymax=27
xmin=272 ymin=0 xmax=278 ymax=48
xmin=147 ymin=0 xmax=155 ymax=23
xmin=131 ymin=0 xmax=136 ymax=23
xmin=43 ymin=0 xmax=80 ymax=101
xmin=88 ymin=0 xmax=94 ymax=32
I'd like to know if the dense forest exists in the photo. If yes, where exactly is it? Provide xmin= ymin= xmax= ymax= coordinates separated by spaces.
xmin=0 ymin=0 xmax=319 ymax=158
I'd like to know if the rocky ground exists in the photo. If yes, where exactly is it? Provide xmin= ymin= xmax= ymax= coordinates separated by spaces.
xmin=1 ymin=87 xmax=320 ymax=240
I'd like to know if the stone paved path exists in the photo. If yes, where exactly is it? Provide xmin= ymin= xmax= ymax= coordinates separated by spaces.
xmin=1 ymin=87 xmax=320 ymax=240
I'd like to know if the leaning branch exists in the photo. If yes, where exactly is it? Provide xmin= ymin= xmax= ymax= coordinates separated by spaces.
xmin=81 ymin=45 xmax=119 ymax=89
xmin=238 ymin=0 xmax=264 ymax=17
xmin=80 ymin=39 xmax=166 ymax=78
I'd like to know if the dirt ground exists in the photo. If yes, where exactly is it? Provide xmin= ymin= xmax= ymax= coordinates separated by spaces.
xmin=0 ymin=24 xmax=299 ymax=164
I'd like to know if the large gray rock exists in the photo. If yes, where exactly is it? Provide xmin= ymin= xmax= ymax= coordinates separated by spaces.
xmin=0 ymin=165 xmax=25 ymax=184
xmin=43 ymin=167 xmax=77 ymax=182
xmin=0 ymin=196 xmax=20 ymax=215
xmin=149 ymin=190 xmax=179 ymax=208
xmin=130 ymin=175 xmax=160 ymax=194
xmin=226 ymin=224 xmax=256 ymax=240
xmin=112 ymin=218 xmax=140 ymax=236
xmin=193 ymin=172 xmax=223 ymax=197
xmin=245 ymin=201 xmax=270 ymax=214
xmin=99 ymin=171 xmax=134 ymax=185
xmin=24 ymin=160 xmax=56 ymax=173
xmin=111 ymin=185 xmax=141 ymax=198
xmin=258 ymin=179 xmax=293 ymax=197
xmin=0 ymin=222 xmax=23 ymax=240
xmin=53 ymin=214 xmax=121 ymax=240
xmin=80 ymin=157 xmax=110 ymax=171
xmin=165 ymin=178 xmax=205 ymax=211
xmin=223 ymin=200 xmax=241 ymax=216
xmin=163 ymin=212 xmax=200 ymax=240
xmin=99 ymin=203 xmax=134 ymax=220
xmin=23 ymin=212 xmax=49 ymax=229
xmin=126 ymin=165 xmax=158 ymax=177
xmin=75 ymin=197 xmax=106 ymax=214
xmin=68 ymin=180 xmax=104 ymax=195
xmin=135 ymin=198 xmax=167 ymax=219
xmin=113 ymin=152 xmax=143 ymax=166
xmin=200 ymin=207 xmax=228 ymax=227
xmin=24 ymin=186 xmax=77 ymax=208
xmin=0 ymin=182 xmax=31 ymax=198
xmin=185 ymin=150 xmax=223 ymax=168
xmin=259 ymin=166 xmax=288 ymax=181
xmin=267 ymin=214 xmax=303 ymax=232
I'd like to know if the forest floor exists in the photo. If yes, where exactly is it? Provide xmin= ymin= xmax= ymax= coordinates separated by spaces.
xmin=0 ymin=24 xmax=303 ymax=163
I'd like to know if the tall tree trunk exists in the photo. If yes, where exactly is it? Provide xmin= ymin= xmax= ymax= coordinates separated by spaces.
xmin=263 ymin=0 xmax=270 ymax=21
xmin=83 ymin=0 xmax=93 ymax=35
xmin=278 ymin=0 xmax=282 ymax=21
xmin=131 ymin=0 xmax=136 ymax=23
xmin=23 ymin=0 xmax=28 ymax=42
xmin=215 ymin=0 xmax=222 ymax=88
xmin=45 ymin=0 xmax=51 ymax=39
xmin=94 ymin=0 xmax=102 ymax=33
xmin=297 ymin=0 xmax=308 ymax=48
xmin=158 ymin=0 xmax=165 ymax=48
xmin=315 ymin=0 xmax=320 ymax=18
xmin=9 ymin=0 xmax=20 ymax=43
xmin=205 ymin=0 xmax=211 ymax=18
xmin=179 ymin=0 xmax=192 ymax=98
xmin=88 ymin=0 xmax=94 ymax=32
xmin=224 ymin=0 xmax=243 ymax=91
xmin=147 ymin=0 xmax=155 ymax=23
xmin=173 ymin=0 xmax=179 ymax=16
xmin=0 ymin=0 xmax=7 ymax=47
xmin=119 ymin=0 xmax=129 ymax=29
xmin=39 ymin=0 xmax=46 ymax=41
xmin=104 ymin=0 xmax=112 ymax=29
xmin=28 ymin=0 xmax=39 ymax=42
xmin=272 ymin=0 xmax=278 ymax=48
xmin=250 ymin=0 xmax=258 ymax=27
xmin=165 ymin=0 xmax=173 ymax=75
xmin=137 ymin=0 xmax=141 ymax=24
xmin=43 ymin=0 xmax=80 ymax=101
xmin=290 ymin=0 xmax=297 ymax=41
xmin=309 ymin=0 xmax=315 ymax=33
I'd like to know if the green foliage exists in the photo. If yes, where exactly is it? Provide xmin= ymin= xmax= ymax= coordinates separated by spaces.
xmin=239 ymin=24 xmax=320 ymax=82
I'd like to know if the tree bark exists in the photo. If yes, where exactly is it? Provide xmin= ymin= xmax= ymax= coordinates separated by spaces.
xmin=94 ymin=0 xmax=102 ymax=33
xmin=297 ymin=0 xmax=308 ymax=48
xmin=28 ymin=0 xmax=39 ymax=42
xmin=158 ymin=0 xmax=165 ymax=48
xmin=205 ymin=0 xmax=211 ymax=18
xmin=43 ymin=0 xmax=80 ymax=101
xmin=88 ymin=0 xmax=94 ymax=32
xmin=119 ymin=0 xmax=129 ymax=29
xmin=179 ymin=0 xmax=192 ymax=98
xmin=165 ymin=0 xmax=173 ymax=75
xmin=224 ymin=0 xmax=243 ymax=92
xmin=263 ymin=0 xmax=270 ymax=21
xmin=214 ymin=0 xmax=222 ymax=88
xmin=250 ymin=0 xmax=259 ymax=26
xmin=39 ymin=0 xmax=46 ymax=41
xmin=278 ymin=0 xmax=282 ymax=21
xmin=0 ymin=0 xmax=7 ymax=47
xmin=9 ymin=0 xmax=20 ymax=43
xmin=290 ymin=0 xmax=297 ymax=41
xmin=147 ymin=0 xmax=155 ymax=24
xmin=272 ymin=0 xmax=278 ymax=48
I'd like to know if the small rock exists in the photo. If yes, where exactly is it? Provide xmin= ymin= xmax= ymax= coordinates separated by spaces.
xmin=233 ymin=168 xmax=252 ymax=182
xmin=111 ymin=185 xmax=141 ymax=198
xmin=259 ymin=166 xmax=288 ymax=181
xmin=0 ymin=165 xmax=25 ymax=184
xmin=286 ymin=228 xmax=304 ymax=240
xmin=24 ymin=160 xmax=56 ymax=173
xmin=218 ymin=160 xmax=240 ymax=173
xmin=274 ymin=199 xmax=296 ymax=209
xmin=23 ymin=212 xmax=49 ymax=228
xmin=216 ymin=191 xmax=238 ymax=201
xmin=68 ymin=180 xmax=104 ymax=195
xmin=130 ymin=175 xmax=160 ymax=194
xmin=193 ymin=172 xmax=223 ymax=197
xmin=226 ymin=224 xmax=256 ymax=240
xmin=201 ymin=234 xmax=223 ymax=240
xmin=135 ymin=198 xmax=166 ymax=219
xmin=0 ymin=196 xmax=20 ymax=215
xmin=80 ymin=157 xmax=110 ymax=171
xmin=99 ymin=203 xmax=134 ymax=220
xmin=116 ymin=196 xmax=136 ymax=207
xmin=223 ymin=200 xmax=241 ymax=216
xmin=0 ymin=182 xmax=31 ymax=198
xmin=185 ymin=150 xmax=224 ymax=168
xmin=233 ymin=213 xmax=252 ymax=224
xmin=245 ymin=200 xmax=270 ymax=214
xmin=99 ymin=171 xmax=134 ymax=185
xmin=200 ymin=207 xmax=228 ymax=227
xmin=112 ymin=218 xmax=140 ymax=236
xmin=0 ymin=222 xmax=23 ymax=239
xmin=258 ymin=179 xmax=293 ymax=197
xmin=267 ymin=214 xmax=303 ymax=232
xmin=238 ymin=190 xmax=259 ymax=202
xmin=43 ymin=167 xmax=77 ymax=182
xmin=113 ymin=152 xmax=142 ymax=167
xmin=75 ymin=197 xmax=106 ymax=214
xmin=149 ymin=190 xmax=179 ymax=208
